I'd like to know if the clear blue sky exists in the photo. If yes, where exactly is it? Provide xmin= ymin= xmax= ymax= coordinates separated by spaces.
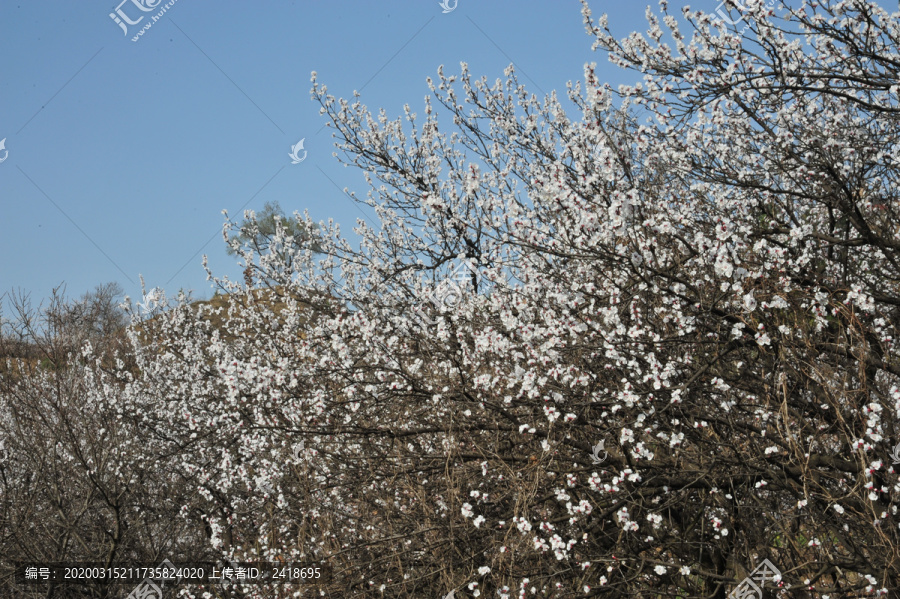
xmin=0 ymin=1 xmax=655 ymax=312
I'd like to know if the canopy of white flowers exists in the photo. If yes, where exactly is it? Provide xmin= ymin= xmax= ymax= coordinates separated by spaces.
xmin=4 ymin=0 xmax=900 ymax=597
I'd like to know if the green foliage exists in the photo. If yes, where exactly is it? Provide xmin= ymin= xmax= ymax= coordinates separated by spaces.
xmin=226 ymin=200 xmax=322 ymax=257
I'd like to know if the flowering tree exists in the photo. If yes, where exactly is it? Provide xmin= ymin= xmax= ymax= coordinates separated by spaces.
xmin=4 ymin=0 xmax=900 ymax=597
xmin=0 ymin=288 xmax=211 ymax=599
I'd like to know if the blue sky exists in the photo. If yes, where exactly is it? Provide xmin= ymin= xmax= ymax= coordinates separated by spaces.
xmin=1 ymin=1 xmax=660 ymax=312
